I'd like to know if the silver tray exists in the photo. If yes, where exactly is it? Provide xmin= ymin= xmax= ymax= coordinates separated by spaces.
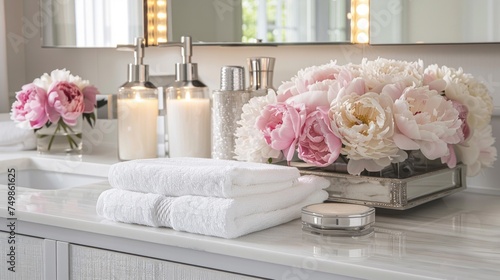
xmin=298 ymin=164 xmax=466 ymax=210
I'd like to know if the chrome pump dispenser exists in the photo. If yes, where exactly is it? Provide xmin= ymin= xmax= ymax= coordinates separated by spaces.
xmin=116 ymin=37 xmax=158 ymax=161
xmin=160 ymin=36 xmax=211 ymax=158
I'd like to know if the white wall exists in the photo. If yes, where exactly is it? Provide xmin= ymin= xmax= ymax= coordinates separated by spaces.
xmin=0 ymin=0 xmax=9 ymax=113
xmin=5 ymin=0 xmax=500 ymax=193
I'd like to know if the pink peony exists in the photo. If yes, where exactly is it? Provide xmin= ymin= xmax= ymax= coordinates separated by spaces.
xmin=298 ymin=107 xmax=341 ymax=167
xmin=256 ymin=102 xmax=307 ymax=161
xmin=46 ymin=81 xmax=85 ymax=126
xmin=451 ymin=100 xmax=470 ymax=142
xmin=441 ymin=144 xmax=457 ymax=168
xmin=393 ymin=86 xmax=463 ymax=160
xmin=10 ymin=83 xmax=49 ymax=129
xmin=82 ymin=85 xmax=98 ymax=113
xmin=277 ymin=61 xmax=341 ymax=102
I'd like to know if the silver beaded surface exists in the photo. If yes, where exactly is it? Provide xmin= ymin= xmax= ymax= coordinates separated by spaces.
xmin=211 ymin=66 xmax=249 ymax=160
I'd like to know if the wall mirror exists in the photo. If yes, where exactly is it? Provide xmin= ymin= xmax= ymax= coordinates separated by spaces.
xmin=40 ymin=0 xmax=352 ymax=47
xmin=370 ymin=0 xmax=500 ymax=44
xmin=40 ymin=0 xmax=500 ymax=47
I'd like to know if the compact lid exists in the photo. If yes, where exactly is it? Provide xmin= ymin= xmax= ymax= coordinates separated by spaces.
xmin=117 ymin=37 xmax=150 ymax=83
xmin=301 ymin=203 xmax=375 ymax=230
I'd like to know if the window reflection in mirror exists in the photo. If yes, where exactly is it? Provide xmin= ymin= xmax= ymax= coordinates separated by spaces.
xmin=41 ymin=0 xmax=143 ymax=47
xmin=240 ymin=0 xmax=350 ymax=43
xmin=171 ymin=0 xmax=350 ymax=44
xmin=370 ymin=0 xmax=500 ymax=44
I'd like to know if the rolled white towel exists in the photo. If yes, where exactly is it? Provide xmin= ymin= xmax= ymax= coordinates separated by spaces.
xmin=0 ymin=115 xmax=36 ymax=151
xmin=108 ymin=157 xmax=301 ymax=198
xmin=97 ymin=175 xmax=329 ymax=238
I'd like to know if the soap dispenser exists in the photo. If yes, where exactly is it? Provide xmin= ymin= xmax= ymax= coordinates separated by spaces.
xmin=116 ymin=37 xmax=158 ymax=161
xmin=161 ymin=36 xmax=211 ymax=158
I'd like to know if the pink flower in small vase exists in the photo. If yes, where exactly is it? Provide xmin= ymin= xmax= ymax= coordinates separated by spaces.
xmin=10 ymin=83 xmax=48 ymax=129
xmin=298 ymin=107 xmax=341 ymax=167
xmin=256 ymin=102 xmax=307 ymax=161
xmin=46 ymin=81 xmax=85 ymax=126
xmin=82 ymin=85 xmax=98 ymax=113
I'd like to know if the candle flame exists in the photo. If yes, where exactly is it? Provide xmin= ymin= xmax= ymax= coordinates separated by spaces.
xmin=185 ymin=92 xmax=191 ymax=100
xmin=135 ymin=93 xmax=141 ymax=101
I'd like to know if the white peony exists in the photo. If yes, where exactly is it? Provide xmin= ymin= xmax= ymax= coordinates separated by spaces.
xmin=456 ymin=125 xmax=497 ymax=176
xmin=33 ymin=69 xmax=89 ymax=91
xmin=330 ymin=78 xmax=406 ymax=174
xmin=360 ymin=58 xmax=424 ymax=93
xmin=234 ymin=92 xmax=281 ymax=162
xmin=425 ymin=65 xmax=493 ymax=129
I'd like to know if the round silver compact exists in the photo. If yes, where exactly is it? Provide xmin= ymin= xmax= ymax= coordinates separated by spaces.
xmin=301 ymin=203 xmax=375 ymax=237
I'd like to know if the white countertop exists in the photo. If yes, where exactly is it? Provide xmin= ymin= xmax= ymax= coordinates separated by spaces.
xmin=1 ymin=148 xmax=499 ymax=280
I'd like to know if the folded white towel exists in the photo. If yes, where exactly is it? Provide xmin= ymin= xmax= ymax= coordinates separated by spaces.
xmin=0 ymin=116 xmax=36 ymax=151
xmin=97 ymin=175 xmax=329 ymax=238
xmin=108 ymin=157 xmax=301 ymax=198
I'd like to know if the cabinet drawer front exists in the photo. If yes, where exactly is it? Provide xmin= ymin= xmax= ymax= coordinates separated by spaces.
xmin=0 ymin=232 xmax=44 ymax=280
xmin=69 ymin=244 xmax=262 ymax=280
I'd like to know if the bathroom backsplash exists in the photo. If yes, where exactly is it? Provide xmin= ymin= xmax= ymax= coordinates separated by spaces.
xmin=3 ymin=0 xmax=500 ymax=194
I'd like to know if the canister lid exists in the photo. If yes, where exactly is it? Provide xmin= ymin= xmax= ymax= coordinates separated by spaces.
xmin=220 ymin=66 xmax=245 ymax=91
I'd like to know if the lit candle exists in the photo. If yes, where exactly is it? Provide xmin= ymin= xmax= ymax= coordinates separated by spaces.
xmin=118 ymin=94 xmax=158 ymax=160
xmin=167 ymin=96 xmax=211 ymax=158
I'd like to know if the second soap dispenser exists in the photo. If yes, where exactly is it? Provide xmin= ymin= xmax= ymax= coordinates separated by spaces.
xmin=163 ymin=36 xmax=211 ymax=158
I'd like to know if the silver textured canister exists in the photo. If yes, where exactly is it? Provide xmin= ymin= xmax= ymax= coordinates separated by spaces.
xmin=211 ymin=66 xmax=250 ymax=159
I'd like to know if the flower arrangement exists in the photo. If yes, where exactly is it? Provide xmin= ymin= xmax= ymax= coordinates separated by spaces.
xmin=235 ymin=58 xmax=497 ymax=177
xmin=10 ymin=69 xmax=99 ymax=151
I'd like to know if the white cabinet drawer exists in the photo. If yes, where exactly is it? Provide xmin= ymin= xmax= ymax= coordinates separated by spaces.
xmin=69 ymin=244 xmax=263 ymax=280
xmin=0 ymin=232 xmax=45 ymax=280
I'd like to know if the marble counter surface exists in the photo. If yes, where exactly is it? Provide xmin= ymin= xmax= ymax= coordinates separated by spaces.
xmin=1 ymin=151 xmax=499 ymax=279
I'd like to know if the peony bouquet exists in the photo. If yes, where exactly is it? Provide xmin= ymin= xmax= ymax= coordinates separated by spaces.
xmin=10 ymin=69 xmax=99 ymax=150
xmin=234 ymin=58 xmax=497 ymax=176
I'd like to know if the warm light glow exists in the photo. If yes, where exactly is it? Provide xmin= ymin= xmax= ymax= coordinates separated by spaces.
xmin=357 ymin=18 xmax=369 ymax=30
xmin=350 ymin=0 xmax=370 ymax=44
xmin=135 ymin=93 xmax=142 ymax=102
xmin=356 ymin=4 xmax=369 ymax=16
xmin=185 ymin=92 xmax=191 ymax=100
xmin=356 ymin=32 xmax=369 ymax=43
xmin=146 ymin=0 xmax=168 ymax=46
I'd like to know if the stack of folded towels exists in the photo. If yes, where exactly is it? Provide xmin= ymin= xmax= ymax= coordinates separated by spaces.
xmin=96 ymin=158 xmax=329 ymax=238
xmin=0 ymin=114 xmax=36 ymax=152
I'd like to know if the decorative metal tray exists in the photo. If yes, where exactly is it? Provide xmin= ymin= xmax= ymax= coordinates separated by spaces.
xmin=298 ymin=164 xmax=466 ymax=210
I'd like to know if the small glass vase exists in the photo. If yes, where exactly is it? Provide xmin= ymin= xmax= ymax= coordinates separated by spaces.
xmin=36 ymin=118 xmax=83 ymax=154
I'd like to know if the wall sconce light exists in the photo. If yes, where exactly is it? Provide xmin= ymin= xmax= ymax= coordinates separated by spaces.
xmin=145 ymin=0 xmax=168 ymax=46
xmin=349 ymin=0 xmax=370 ymax=44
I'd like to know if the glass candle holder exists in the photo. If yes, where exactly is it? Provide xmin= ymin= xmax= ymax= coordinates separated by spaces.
xmin=166 ymin=85 xmax=211 ymax=158
xmin=117 ymin=84 xmax=158 ymax=161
